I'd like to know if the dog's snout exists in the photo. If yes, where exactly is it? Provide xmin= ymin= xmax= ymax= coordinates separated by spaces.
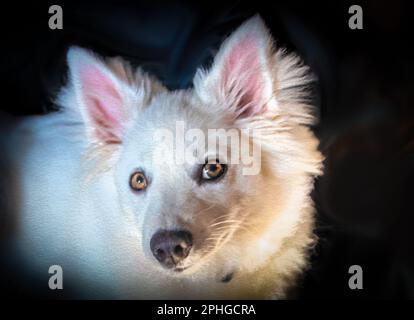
xmin=150 ymin=230 xmax=193 ymax=269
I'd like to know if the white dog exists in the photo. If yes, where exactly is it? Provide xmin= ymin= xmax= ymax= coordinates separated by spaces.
xmin=1 ymin=15 xmax=323 ymax=299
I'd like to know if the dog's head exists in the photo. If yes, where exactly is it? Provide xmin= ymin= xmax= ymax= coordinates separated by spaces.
xmin=62 ymin=16 xmax=323 ymax=276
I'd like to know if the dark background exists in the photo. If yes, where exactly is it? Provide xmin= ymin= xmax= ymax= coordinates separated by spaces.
xmin=0 ymin=0 xmax=413 ymax=299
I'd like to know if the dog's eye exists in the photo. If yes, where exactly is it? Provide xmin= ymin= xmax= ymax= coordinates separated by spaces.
xmin=130 ymin=171 xmax=148 ymax=191
xmin=202 ymin=161 xmax=227 ymax=181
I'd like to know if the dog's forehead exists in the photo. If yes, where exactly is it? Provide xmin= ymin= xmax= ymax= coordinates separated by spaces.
xmin=138 ymin=90 xmax=229 ymax=135
xmin=124 ymin=91 xmax=231 ymax=167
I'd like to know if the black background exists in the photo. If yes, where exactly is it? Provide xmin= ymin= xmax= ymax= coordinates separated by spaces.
xmin=0 ymin=0 xmax=413 ymax=299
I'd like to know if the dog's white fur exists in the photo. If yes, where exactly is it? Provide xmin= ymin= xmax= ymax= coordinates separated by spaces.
xmin=2 ymin=16 xmax=323 ymax=299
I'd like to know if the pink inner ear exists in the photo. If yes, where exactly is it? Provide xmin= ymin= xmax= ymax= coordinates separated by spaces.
xmin=223 ymin=35 xmax=267 ymax=117
xmin=80 ymin=66 xmax=124 ymax=143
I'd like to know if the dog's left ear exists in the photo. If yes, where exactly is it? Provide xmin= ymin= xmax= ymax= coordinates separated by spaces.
xmin=194 ymin=15 xmax=275 ymax=119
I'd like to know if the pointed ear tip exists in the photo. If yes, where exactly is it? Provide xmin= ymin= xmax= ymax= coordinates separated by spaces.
xmin=67 ymin=46 xmax=85 ymax=60
xmin=243 ymin=13 xmax=266 ymax=29
xmin=66 ymin=46 xmax=96 ymax=67
xmin=248 ymin=14 xmax=265 ymax=24
xmin=238 ymin=14 xmax=269 ymax=35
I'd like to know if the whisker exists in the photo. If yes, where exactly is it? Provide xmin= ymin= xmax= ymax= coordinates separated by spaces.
xmin=208 ymin=214 xmax=231 ymax=225
xmin=195 ymin=204 xmax=217 ymax=216
xmin=209 ymin=219 xmax=244 ymax=228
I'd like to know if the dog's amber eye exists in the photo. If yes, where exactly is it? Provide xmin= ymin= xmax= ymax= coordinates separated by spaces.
xmin=130 ymin=171 xmax=148 ymax=191
xmin=202 ymin=161 xmax=227 ymax=180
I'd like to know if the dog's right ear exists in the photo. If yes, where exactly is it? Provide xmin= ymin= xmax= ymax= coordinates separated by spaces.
xmin=66 ymin=47 xmax=137 ymax=145
xmin=193 ymin=16 xmax=275 ymax=120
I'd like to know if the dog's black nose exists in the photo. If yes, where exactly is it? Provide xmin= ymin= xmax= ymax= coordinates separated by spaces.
xmin=150 ymin=230 xmax=193 ymax=268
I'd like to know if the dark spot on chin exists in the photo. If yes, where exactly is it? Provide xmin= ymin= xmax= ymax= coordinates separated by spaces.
xmin=221 ymin=272 xmax=234 ymax=283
